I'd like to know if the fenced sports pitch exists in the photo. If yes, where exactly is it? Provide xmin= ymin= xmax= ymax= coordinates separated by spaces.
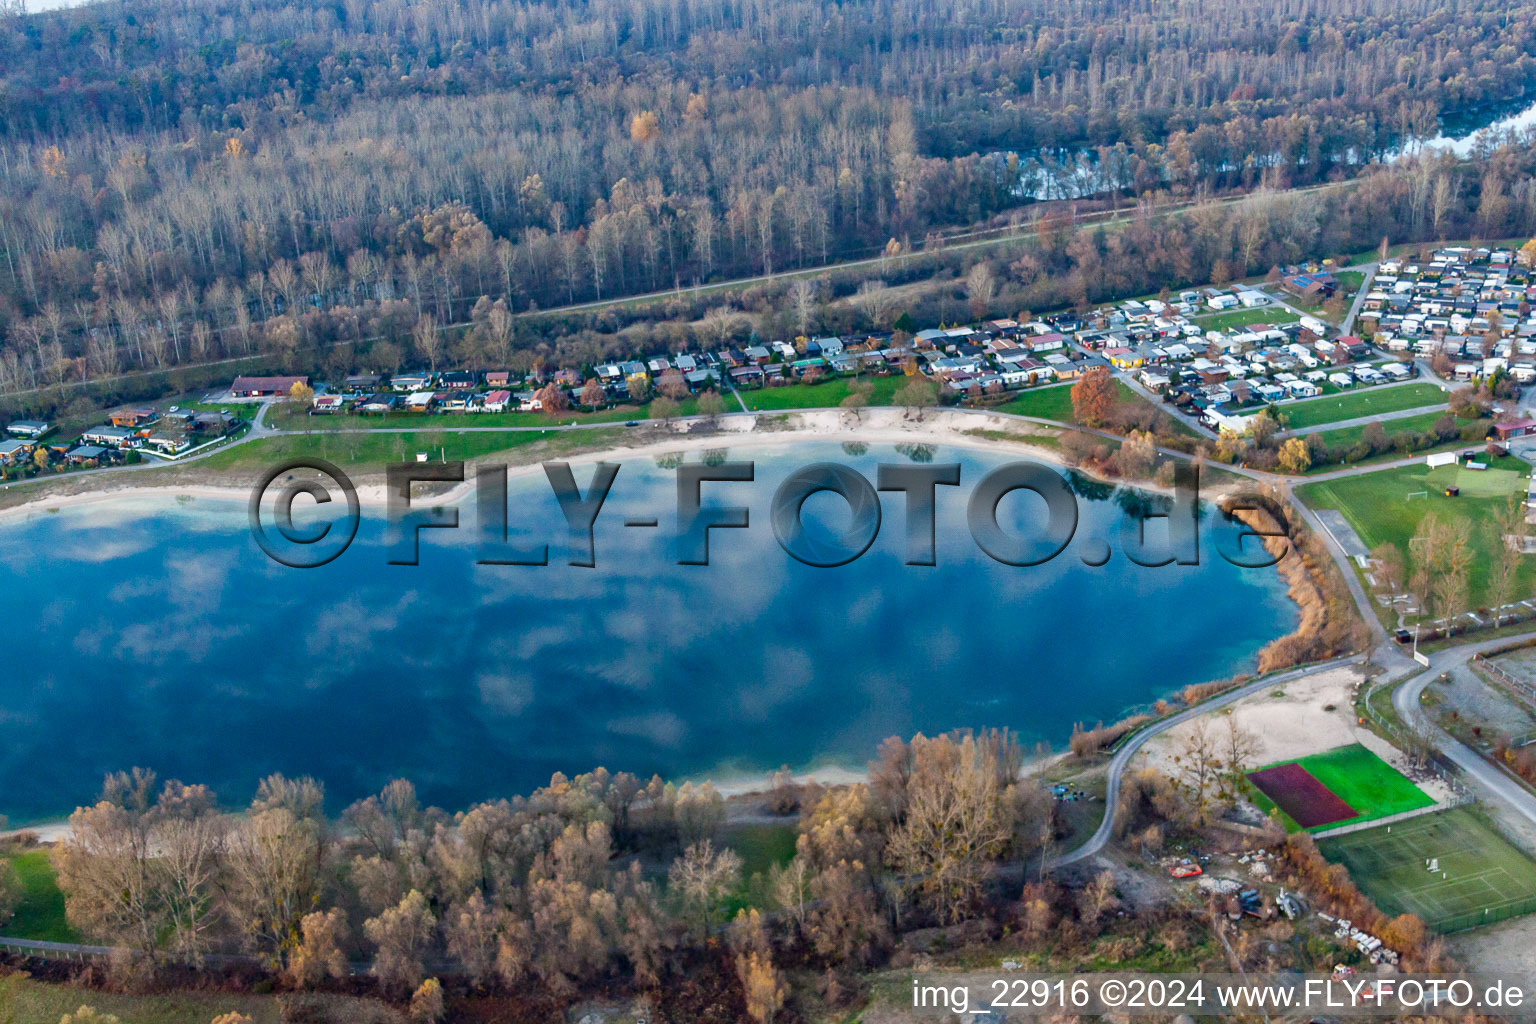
xmin=1318 ymin=807 xmax=1536 ymax=932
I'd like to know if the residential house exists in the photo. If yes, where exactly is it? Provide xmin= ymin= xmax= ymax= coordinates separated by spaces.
xmin=390 ymin=372 xmax=434 ymax=391
xmin=1283 ymin=272 xmax=1337 ymax=299
xmin=66 ymin=445 xmax=112 ymax=466
xmin=80 ymin=425 xmax=136 ymax=448
xmin=0 ymin=439 xmax=35 ymax=465
xmin=144 ymin=435 xmax=191 ymax=456
xmin=5 ymin=421 xmax=50 ymax=439
xmin=110 ymin=407 xmax=157 ymax=428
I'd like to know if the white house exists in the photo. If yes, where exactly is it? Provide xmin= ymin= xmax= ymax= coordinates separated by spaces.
xmin=1207 ymin=294 xmax=1239 ymax=311
xmin=1237 ymin=290 xmax=1269 ymax=308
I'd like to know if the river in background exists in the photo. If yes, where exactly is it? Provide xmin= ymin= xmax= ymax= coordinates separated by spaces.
xmin=0 ymin=443 xmax=1297 ymax=822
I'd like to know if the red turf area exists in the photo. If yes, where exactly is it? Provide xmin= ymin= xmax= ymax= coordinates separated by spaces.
xmin=1246 ymin=762 xmax=1358 ymax=828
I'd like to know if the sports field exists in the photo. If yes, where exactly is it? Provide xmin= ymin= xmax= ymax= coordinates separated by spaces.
xmin=1247 ymin=743 xmax=1433 ymax=832
xmin=1295 ymin=455 xmax=1534 ymax=607
xmin=1319 ymin=807 xmax=1536 ymax=932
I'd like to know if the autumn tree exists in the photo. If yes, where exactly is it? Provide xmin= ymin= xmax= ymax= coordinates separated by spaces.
xmin=840 ymin=377 xmax=874 ymax=422
xmin=965 ymin=262 xmax=997 ymax=319
xmin=697 ymin=390 xmax=726 ymax=421
xmin=669 ymin=840 xmax=742 ymax=938
xmin=1277 ymin=436 xmax=1311 ymax=474
xmin=285 ymin=908 xmax=349 ymax=988
xmin=630 ymin=110 xmax=661 ymax=143
xmin=1070 ymin=367 xmax=1117 ymax=427
xmin=411 ymin=315 xmax=441 ymax=371
xmin=1077 ymin=869 xmax=1120 ymax=927
xmin=894 ymin=379 xmax=937 ymax=419
xmin=365 ymin=890 xmax=437 ymax=994
xmin=1115 ymin=429 xmax=1156 ymax=479
xmin=1486 ymin=496 xmax=1526 ymax=625
xmin=410 ymin=978 xmax=445 ymax=1024
xmin=885 ymin=734 xmax=1014 ymax=923
xmin=579 ymin=379 xmax=606 ymax=409
xmin=55 ymin=770 xmax=221 ymax=963
xmin=1170 ymin=718 xmax=1221 ymax=824
xmin=657 ymin=369 xmax=689 ymax=401
xmin=728 ymin=907 xmax=783 ymax=1019
xmin=626 ymin=374 xmax=653 ymax=404
xmin=535 ymin=382 xmax=569 ymax=414
xmin=225 ymin=807 xmax=324 ymax=964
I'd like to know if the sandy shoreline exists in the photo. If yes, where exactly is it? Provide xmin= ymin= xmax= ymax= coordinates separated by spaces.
xmin=0 ymin=406 xmax=1235 ymax=526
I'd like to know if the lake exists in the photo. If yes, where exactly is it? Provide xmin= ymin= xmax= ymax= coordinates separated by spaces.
xmin=0 ymin=442 xmax=1296 ymax=822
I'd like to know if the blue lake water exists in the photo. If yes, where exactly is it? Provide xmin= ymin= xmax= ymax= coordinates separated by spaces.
xmin=0 ymin=443 xmax=1296 ymax=821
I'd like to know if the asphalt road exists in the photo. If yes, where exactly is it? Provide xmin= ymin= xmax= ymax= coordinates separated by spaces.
xmin=1394 ymin=631 xmax=1536 ymax=828
xmin=1046 ymin=654 xmax=1364 ymax=869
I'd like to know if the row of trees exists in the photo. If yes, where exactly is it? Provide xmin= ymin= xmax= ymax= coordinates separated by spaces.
xmin=48 ymin=730 xmax=1053 ymax=1015
xmin=1372 ymin=493 xmax=1529 ymax=637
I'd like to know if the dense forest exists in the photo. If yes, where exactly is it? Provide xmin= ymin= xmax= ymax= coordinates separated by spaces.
xmin=1 ymin=0 xmax=1536 ymax=412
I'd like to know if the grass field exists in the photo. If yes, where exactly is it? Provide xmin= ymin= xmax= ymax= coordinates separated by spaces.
xmin=193 ymin=425 xmax=630 ymax=472
xmin=1295 ymin=455 xmax=1534 ymax=605
xmin=737 ymin=374 xmax=903 ymax=412
xmin=1318 ymin=807 xmax=1536 ymax=932
xmin=1247 ymin=744 xmax=1433 ymax=832
xmin=1190 ymin=307 xmax=1300 ymax=331
xmin=1306 ymin=411 xmax=1449 ymax=453
xmin=1334 ymin=270 xmax=1366 ymax=294
xmin=1278 ymin=382 xmax=1448 ymax=429
xmin=1 ymin=850 xmax=76 ymax=942
xmin=995 ymin=379 xmax=1144 ymax=423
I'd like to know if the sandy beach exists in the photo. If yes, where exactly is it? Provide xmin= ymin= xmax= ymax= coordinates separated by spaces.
xmin=0 ymin=405 xmax=1236 ymax=527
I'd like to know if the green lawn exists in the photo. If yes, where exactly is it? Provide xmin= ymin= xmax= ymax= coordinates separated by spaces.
xmin=1319 ymin=807 xmax=1536 ymax=932
xmin=1190 ymin=307 xmax=1299 ymax=331
xmin=725 ymin=822 xmax=798 ymax=878
xmin=994 ymin=379 xmax=1141 ymax=423
xmin=1306 ymin=411 xmax=1449 ymax=453
xmin=1296 ymin=455 xmax=1534 ymax=606
xmin=736 ymin=375 xmax=902 ymax=412
xmin=1333 ymin=270 xmax=1366 ymax=294
xmin=1279 ymin=382 xmax=1448 ymax=429
xmin=194 ymin=426 xmax=630 ymax=472
xmin=1248 ymin=743 xmax=1433 ymax=833
xmin=2 ymin=849 xmax=76 ymax=942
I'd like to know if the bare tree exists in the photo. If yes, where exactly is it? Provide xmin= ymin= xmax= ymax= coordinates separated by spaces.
xmin=669 ymin=840 xmax=742 ymax=937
